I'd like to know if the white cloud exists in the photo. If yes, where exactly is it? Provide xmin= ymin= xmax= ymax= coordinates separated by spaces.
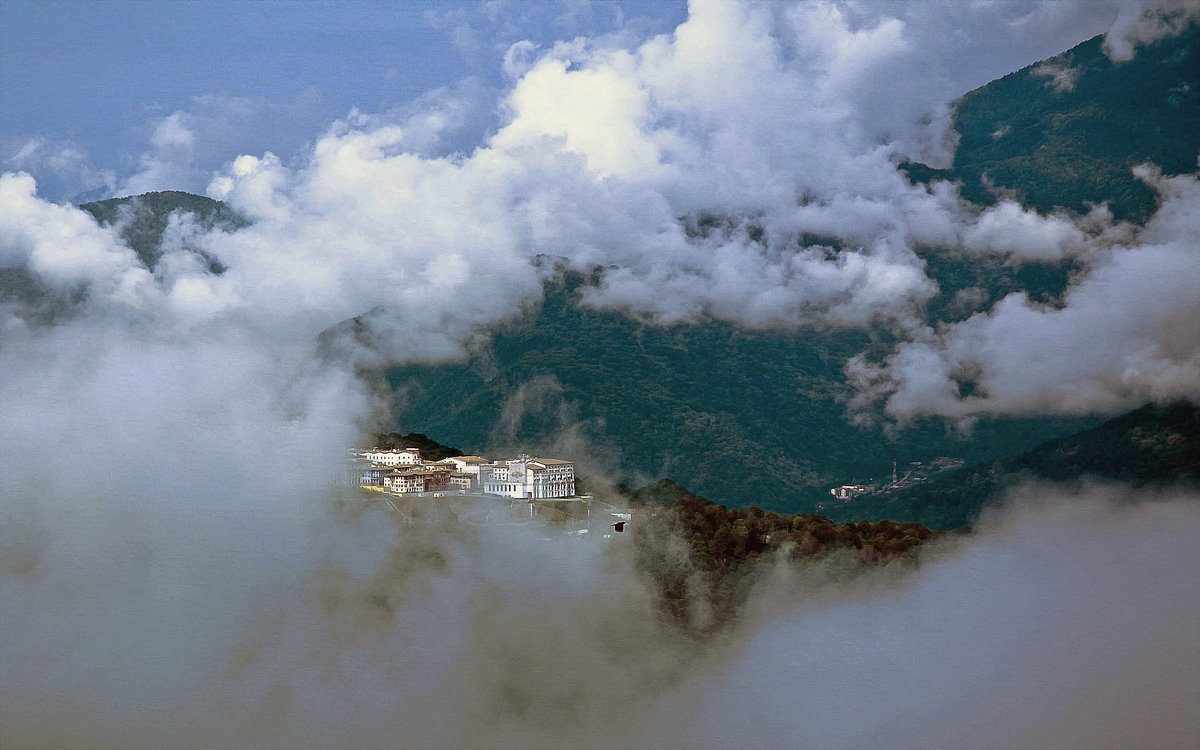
xmin=1103 ymin=0 xmax=1200 ymax=61
xmin=853 ymin=176 xmax=1200 ymax=420
xmin=1032 ymin=61 xmax=1083 ymax=93
xmin=4 ymin=1 xmax=1195 ymax=412
xmin=120 ymin=112 xmax=199 ymax=196
xmin=117 ymin=91 xmax=332 ymax=197
xmin=192 ymin=0 xmax=1020 ymax=336
xmin=0 ymin=172 xmax=152 ymax=304
xmin=679 ymin=487 xmax=1200 ymax=750
xmin=3 ymin=4 xmax=1199 ymax=745
xmin=3 ymin=135 xmax=116 ymax=201
xmin=962 ymin=200 xmax=1089 ymax=261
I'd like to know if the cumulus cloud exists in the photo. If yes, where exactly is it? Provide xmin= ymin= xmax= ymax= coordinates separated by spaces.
xmin=6 ymin=0 xmax=1194 ymax=415
xmin=0 ymin=172 xmax=152 ymax=302
xmin=1032 ymin=60 xmax=1083 ymax=93
xmin=1103 ymin=0 xmax=1200 ymax=61
xmin=176 ymin=0 xmax=1161 ymax=340
xmin=851 ymin=174 xmax=1200 ymax=420
xmin=120 ymin=112 xmax=200 ymax=196
xmin=3 ymin=135 xmax=117 ymax=202
xmin=192 ymin=0 xmax=1038 ymax=335
xmin=961 ymin=200 xmax=1089 ymax=261
xmin=117 ymin=91 xmax=333 ymax=197
xmin=3 ymin=1 xmax=1194 ymax=408
xmin=6 ymin=1 xmax=1155 ymax=344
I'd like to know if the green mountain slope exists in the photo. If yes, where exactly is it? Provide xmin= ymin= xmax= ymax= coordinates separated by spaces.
xmin=626 ymin=478 xmax=943 ymax=633
xmin=905 ymin=25 xmax=1200 ymax=222
xmin=80 ymin=190 xmax=243 ymax=272
xmin=385 ymin=271 xmax=1094 ymax=514
xmin=823 ymin=400 xmax=1200 ymax=530
xmin=1 ymin=191 xmax=240 ymax=309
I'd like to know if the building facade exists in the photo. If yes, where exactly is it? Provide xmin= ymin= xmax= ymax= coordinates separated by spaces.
xmin=357 ymin=447 xmax=574 ymax=499
xmin=361 ymin=447 xmax=422 ymax=466
xmin=481 ymin=456 xmax=575 ymax=499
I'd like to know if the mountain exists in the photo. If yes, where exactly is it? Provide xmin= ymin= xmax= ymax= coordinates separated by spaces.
xmin=384 ymin=270 xmax=1095 ymax=514
xmin=904 ymin=25 xmax=1200 ymax=223
xmin=382 ymin=27 xmax=1200 ymax=514
xmin=0 ymin=191 xmax=241 ymax=309
xmin=821 ymin=400 xmax=1200 ymax=530
xmin=79 ymin=190 xmax=243 ymax=272
xmin=625 ymin=478 xmax=943 ymax=633
xmin=372 ymin=432 xmax=465 ymax=461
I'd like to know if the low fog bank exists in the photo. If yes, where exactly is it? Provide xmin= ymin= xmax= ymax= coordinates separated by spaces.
xmin=4 ymin=454 xmax=1197 ymax=749
xmin=676 ymin=484 xmax=1200 ymax=749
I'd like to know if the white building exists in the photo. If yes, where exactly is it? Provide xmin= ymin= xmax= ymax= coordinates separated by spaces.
xmin=361 ymin=447 xmax=422 ymax=466
xmin=355 ymin=447 xmax=576 ymax=500
xmin=523 ymin=458 xmax=575 ymax=499
xmin=448 ymin=473 xmax=474 ymax=490
xmin=481 ymin=456 xmax=575 ymax=499
xmin=479 ymin=461 xmax=511 ymax=487
xmin=829 ymin=484 xmax=867 ymax=501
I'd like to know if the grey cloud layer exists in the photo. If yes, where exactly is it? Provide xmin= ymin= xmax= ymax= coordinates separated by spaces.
xmin=5 ymin=456 xmax=1197 ymax=749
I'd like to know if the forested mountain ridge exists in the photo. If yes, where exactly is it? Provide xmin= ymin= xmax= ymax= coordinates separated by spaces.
xmin=625 ymin=478 xmax=944 ymax=633
xmin=382 ymin=27 xmax=1199 ymax=513
xmin=384 ymin=270 xmax=1095 ymax=514
xmin=823 ymin=400 xmax=1200 ymax=530
xmin=904 ymin=25 xmax=1200 ymax=222
xmin=80 ymin=190 xmax=243 ymax=272
xmin=0 ymin=191 xmax=240 ymax=309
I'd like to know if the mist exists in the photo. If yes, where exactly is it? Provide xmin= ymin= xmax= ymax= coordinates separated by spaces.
xmin=3 ymin=1 xmax=1200 ymax=747
xmin=5 ymin=423 xmax=1197 ymax=750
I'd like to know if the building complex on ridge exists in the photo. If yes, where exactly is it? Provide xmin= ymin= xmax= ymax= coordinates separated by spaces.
xmin=355 ymin=448 xmax=577 ymax=499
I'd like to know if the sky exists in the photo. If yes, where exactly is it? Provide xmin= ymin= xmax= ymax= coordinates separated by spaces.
xmin=2 ymin=0 xmax=688 ymax=200
xmin=0 ymin=0 xmax=1131 ymax=202
xmin=2 ymin=1 xmax=1200 ymax=747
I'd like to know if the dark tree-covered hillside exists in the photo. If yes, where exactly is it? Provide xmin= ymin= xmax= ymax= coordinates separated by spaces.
xmin=80 ymin=190 xmax=244 ymax=272
xmin=372 ymin=432 xmax=465 ymax=461
xmin=626 ymin=479 xmax=943 ymax=633
xmin=905 ymin=26 xmax=1200 ymax=222
xmin=823 ymin=400 xmax=1200 ymax=530
xmin=385 ymin=271 xmax=1095 ymax=515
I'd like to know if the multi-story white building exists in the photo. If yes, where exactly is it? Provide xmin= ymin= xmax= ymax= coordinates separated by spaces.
xmin=361 ymin=447 xmax=422 ymax=466
xmin=478 ymin=461 xmax=510 ymax=487
xmin=357 ymin=447 xmax=575 ymax=499
xmin=448 ymin=473 xmax=475 ymax=490
xmin=523 ymin=458 xmax=575 ymax=499
xmin=359 ymin=465 xmax=391 ymax=487
xmin=481 ymin=456 xmax=575 ymax=499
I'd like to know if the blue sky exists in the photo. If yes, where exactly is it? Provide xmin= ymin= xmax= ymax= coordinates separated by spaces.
xmin=2 ymin=0 xmax=1123 ymax=202
xmin=1 ymin=0 xmax=687 ymax=200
